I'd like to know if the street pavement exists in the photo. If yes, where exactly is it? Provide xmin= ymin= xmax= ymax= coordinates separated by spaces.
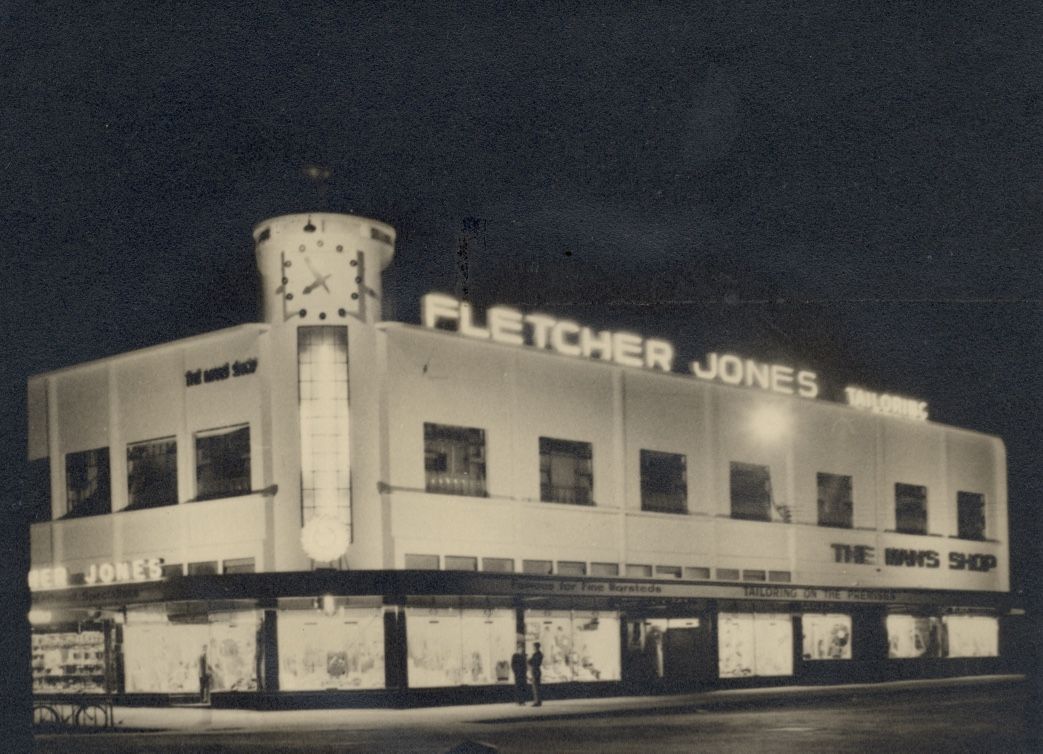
xmin=32 ymin=675 xmax=1035 ymax=753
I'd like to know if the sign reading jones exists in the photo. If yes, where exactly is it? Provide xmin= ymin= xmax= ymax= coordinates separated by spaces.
xmin=421 ymin=293 xmax=927 ymax=416
xmin=28 ymin=557 xmax=165 ymax=591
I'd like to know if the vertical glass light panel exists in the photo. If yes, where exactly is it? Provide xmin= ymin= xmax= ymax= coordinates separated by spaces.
xmin=278 ymin=607 xmax=386 ymax=690
xmin=298 ymin=327 xmax=351 ymax=538
xmin=801 ymin=613 xmax=853 ymax=660
xmin=943 ymin=615 xmax=998 ymax=658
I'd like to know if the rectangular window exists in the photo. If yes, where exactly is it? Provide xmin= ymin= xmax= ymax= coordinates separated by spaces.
xmin=64 ymin=447 xmax=110 ymax=518
xmin=684 ymin=567 xmax=711 ymax=580
xmin=591 ymin=562 xmax=620 ymax=577
xmin=557 ymin=561 xmax=587 ymax=576
xmin=943 ymin=615 xmax=998 ymax=657
xmin=817 ymin=472 xmax=852 ymax=528
xmin=161 ymin=563 xmax=183 ymax=578
xmin=424 ymin=424 xmax=487 ymax=497
xmin=957 ymin=492 xmax=986 ymax=540
xmin=126 ymin=437 xmax=178 ymax=510
xmin=640 ymin=450 xmax=687 ymax=513
xmin=743 ymin=569 xmax=767 ymax=582
xmin=719 ymin=613 xmax=793 ymax=677
xmin=625 ymin=564 xmax=653 ymax=578
xmin=444 ymin=555 xmax=478 ymax=571
xmin=195 ymin=425 xmax=250 ymax=500
xmin=481 ymin=557 xmax=514 ymax=573
xmin=222 ymin=557 xmax=255 ymax=574
xmin=522 ymin=559 xmax=553 ymax=575
xmin=716 ymin=568 xmax=740 ymax=581
xmin=655 ymin=565 xmax=682 ymax=579
xmin=539 ymin=437 xmax=593 ymax=505
xmin=887 ymin=614 xmax=944 ymax=658
xmin=187 ymin=561 xmax=218 ymax=576
xmin=404 ymin=554 xmax=439 ymax=570
xmin=895 ymin=483 xmax=928 ymax=534
xmin=730 ymin=462 xmax=772 ymax=521
xmin=769 ymin=570 xmax=792 ymax=583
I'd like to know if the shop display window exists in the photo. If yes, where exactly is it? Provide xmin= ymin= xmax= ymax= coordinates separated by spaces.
xmin=943 ymin=615 xmax=998 ymax=658
xmin=126 ymin=436 xmax=178 ymax=510
xmin=64 ymin=447 xmax=110 ymax=518
xmin=406 ymin=607 xmax=515 ymax=688
xmin=640 ymin=450 xmax=687 ymax=514
xmin=816 ymin=472 xmax=853 ymax=528
xmin=729 ymin=463 xmax=772 ymax=522
xmin=956 ymin=492 xmax=986 ymax=541
xmin=32 ymin=631 xmax=107 ymax=694
xmin=895 ymin=483 xmax=928 ymax=534
xmin=424 ymin=424 xmax=487 ymax=497
xmin=802 ymin=613 xmax=853 ymax=660
xmin=123 ymin=609 xmax=261 ymax=693
xmin=279 ymin=607 xmax=385 ymax=690
xmin=539 ymin=437 xmax=593 ymax=505
xmin=718 ymin=613 xmax=793 ymax=678
xmin=524 ymin=609 xmax=621 ymax=683
xmin=886 ymin=614 xmax=946 ymax=658
xmin=195 ymin=425 xmax=251 ymax=500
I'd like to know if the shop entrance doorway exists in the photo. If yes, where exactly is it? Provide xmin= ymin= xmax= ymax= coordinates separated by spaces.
xmin=624 ymin=616 xmax=713 ymax=690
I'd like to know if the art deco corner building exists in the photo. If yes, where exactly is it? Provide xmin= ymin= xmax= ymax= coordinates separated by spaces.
xmin=27 ymin=213 xmax=1015 ymax=706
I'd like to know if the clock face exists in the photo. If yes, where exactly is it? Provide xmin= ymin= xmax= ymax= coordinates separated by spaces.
xmin=277 ymin=240 xmax=355 ymax=322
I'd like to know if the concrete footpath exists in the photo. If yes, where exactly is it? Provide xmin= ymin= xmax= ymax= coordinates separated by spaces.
xmin=91 ymin=674 xmax=1024 ymax=732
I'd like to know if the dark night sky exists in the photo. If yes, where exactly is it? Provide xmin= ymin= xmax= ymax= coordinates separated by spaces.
xmin=1 ymin=1 xmax=1039 ymax=612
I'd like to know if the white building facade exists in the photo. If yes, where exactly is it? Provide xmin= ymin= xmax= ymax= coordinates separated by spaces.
xmin=27 ymin=213 xmax=1012 ymax=706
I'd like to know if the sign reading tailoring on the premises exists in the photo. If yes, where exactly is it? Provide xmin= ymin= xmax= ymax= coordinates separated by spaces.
xmin=421 ymin=293 xmax=928 ymax=419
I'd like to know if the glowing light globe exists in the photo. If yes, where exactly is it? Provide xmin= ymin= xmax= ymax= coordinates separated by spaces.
xmin=300 ymin=516 xmax=349 ymax=562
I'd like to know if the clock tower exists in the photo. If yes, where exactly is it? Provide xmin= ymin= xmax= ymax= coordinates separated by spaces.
xmin=252 ymin=212 xmax=396 ymax=326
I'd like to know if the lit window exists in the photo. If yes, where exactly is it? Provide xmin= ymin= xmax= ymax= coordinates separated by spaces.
xmin=64 ymin=447 xmax=110 ymax=518
xmin=195 ymin=425 xmax=250 ymax=500
xmin=126 ymin=437 xmax=177 ymax=510
xmin=957 ymin=492 xmax=986 ymax=541
xmin=887 ymin=614 xmax=945 ymax=658
xmin=640 ymin=450 xmax=687 ymax=514
xmin=539 ymin=437 xmax=593 ymax=505
xmin=730 ymin=462 xmax=772 ymax=521
xmin=943 ymin=615 xmax=998 ymax=657
xmin=802 ymin=613 xmax=852 ymax=660
xmin=424 ymin=424 xmax=487 ymax=497
xmin=817 ymin=472 xmax=853 ymax=528
xmin=895 ymin=483 xmax=928 ymax=534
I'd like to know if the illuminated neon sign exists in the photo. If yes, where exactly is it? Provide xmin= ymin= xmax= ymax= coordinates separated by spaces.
xmin=421 ymin=293 xmax=929 ymax=418
xmin=28 ymin=557 xmax=165 ymax=591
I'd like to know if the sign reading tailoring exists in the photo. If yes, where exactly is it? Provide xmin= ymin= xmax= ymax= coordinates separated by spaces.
xmin=421 ymin=293 xmax=928 ymax=417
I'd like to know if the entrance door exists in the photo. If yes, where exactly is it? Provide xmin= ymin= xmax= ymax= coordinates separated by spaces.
xmin=662 ymin=618 xmax=713 ymax=687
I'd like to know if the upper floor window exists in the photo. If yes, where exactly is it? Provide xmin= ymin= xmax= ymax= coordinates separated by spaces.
xmin=195 ymin=425 xmax=251 ymax=500
xmin=126 ymin=437 xmax=178 ymax=510
xmin=895 ymin=483 xmax=927 ymax=534
xmin=640 ymin=450 xmax=687 ymax=514
xmin=730 ymin=462 xmax=772 ymax=521
xmin=956 ymin=491 xmax=986 ymax=541
xmin=64 ymin=447 xmax=110 ymax=518
xmin=817 ymin=472 xmax=853 ymax=528
xmin=539 ymin=437 xmax=593 ymax=505
xmin=424 ymin=423 xmax=487 ymax=496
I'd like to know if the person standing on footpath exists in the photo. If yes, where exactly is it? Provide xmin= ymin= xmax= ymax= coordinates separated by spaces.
xmin=528 ymin=642 xmax=544 ymax=706
xmin=511 ymin=644 xmax=528 ymax=705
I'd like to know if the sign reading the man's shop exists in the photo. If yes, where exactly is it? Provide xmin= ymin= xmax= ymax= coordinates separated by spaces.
xmin=830 ymin=543 xmax=997 ymax=572
xmin=185 ymin=358 xmax=258 ymax=387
